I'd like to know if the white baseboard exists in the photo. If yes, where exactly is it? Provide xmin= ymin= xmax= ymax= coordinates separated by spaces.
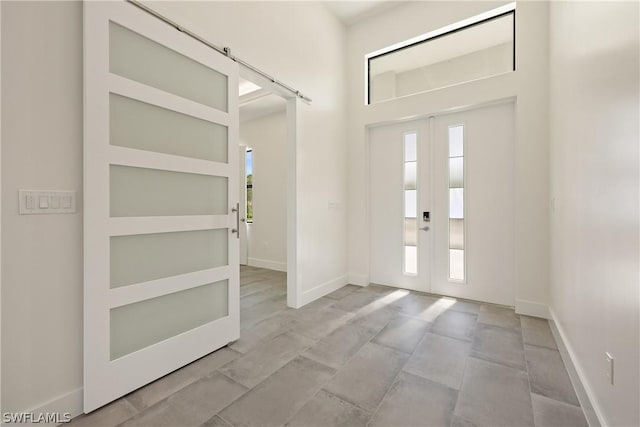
xmin=19 ymin=387 xmax=83 ymax=423
xmin=297 ymin=275 xmax=348 ymax=307
xmin=515 ymin=299 xmax=550 ymax=319
xmin=347 ymin=274 xmax=369 ymax=287
xmin=247 ymin=257 xmax=286 ymax=272
xmin=548 ymin=308 xmax=603 ymax=427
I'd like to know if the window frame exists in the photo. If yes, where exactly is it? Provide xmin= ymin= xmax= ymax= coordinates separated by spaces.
xmin=402 ymin=130 xmax=419 ymax=277
xmin=447 ymin=123 xmax=467 ymax=284
xmin=365 ymin=6 xmax=516 ymax=105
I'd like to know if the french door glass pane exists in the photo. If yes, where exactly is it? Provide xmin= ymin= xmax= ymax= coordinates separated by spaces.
xmin=110 ymin=22 xmax=228 ymax=112
xmin=404 ymin=218 xmax=417 ymax=246
xmin=449 ymin=157 xmax=464 ymax=188
xmin=110 ymin=94 xmax=228 ymax=163
xmin=449 ymin=249 xmax=465 ymax=280
xmin=405 ymin=190 xmax=417 ymax=218
xmin=110 ymin=229 xmax=228 ymax=288
xmin=110 ymin=165 xmax=228 ymax=217
xmin=449 ymin=125 xmax=464 ymax=157
xmin=449 ymin=188 xmax=464 ymax=219
xmin=449 ymin=219 xmax=464 ymax=250
xmin=110 ymin=280 xmax=228 ymax=360
xmin=404 ymin=161 xmax=417 ymax=190
xmin=404 ymin=133 xmax=417 ymax=161
xmin=405 ymin=246 xmax=418 ymax=275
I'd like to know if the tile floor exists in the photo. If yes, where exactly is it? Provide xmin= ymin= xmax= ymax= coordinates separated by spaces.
xmin=70 ymin=266 xmax=589 ymax=427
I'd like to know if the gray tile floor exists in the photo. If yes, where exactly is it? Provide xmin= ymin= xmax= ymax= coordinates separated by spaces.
xmin=71 ymin=266 xmax=589 ymax=427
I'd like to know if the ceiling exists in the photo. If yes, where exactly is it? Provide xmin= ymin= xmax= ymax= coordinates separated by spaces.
xmin=240 ymin=94 xmax=285 ymax=123
xmin=323 ymin=1 xmax=406 ymax=26
xmin=239 ymin=77 xmax=285 ymax=123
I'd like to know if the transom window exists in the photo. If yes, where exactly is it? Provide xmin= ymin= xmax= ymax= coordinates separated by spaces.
xmin=366 ymin=3 xmax=516 ymax=104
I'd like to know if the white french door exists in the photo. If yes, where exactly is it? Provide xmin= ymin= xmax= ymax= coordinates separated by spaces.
xmin=369 ymin=102 xmax=515 ymax=305
xmin=84 ymin=2 xmax=239 ymax=412
xmin=369 ymin=119 xmax=431 ymax=293
xmin=431 ymin=102 xmax=515 ymax=305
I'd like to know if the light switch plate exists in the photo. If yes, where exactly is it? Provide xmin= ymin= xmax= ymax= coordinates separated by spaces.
xmin=19 ymin=190 xmax=77 ymax=215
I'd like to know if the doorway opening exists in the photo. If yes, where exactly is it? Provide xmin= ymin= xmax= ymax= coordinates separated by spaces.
xmin=237 ymin=75 xmax=293 ymax=306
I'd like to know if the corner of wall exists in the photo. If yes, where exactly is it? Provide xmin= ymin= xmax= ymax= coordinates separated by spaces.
xmin=296 ymin=274 xmax=348 ymax=308
xmin=515 ymin=299 xmax=550 ymax=319
xmin=347 ymin=274 xmax=368 ymax=287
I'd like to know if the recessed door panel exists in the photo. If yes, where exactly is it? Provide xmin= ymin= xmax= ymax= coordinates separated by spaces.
xmin=109 ymin=21 xmax=228 ymax=111
xmin=110 ymin=280 xmax=229 ymax=360
xmin=110 ymin=93 xmax=228 ymax=162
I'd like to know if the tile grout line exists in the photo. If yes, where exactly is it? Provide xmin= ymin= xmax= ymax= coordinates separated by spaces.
xmin=519 ymin=314 xmax=539 ymax=427
xmin=214 ymin=272 xmax=294 ymax=424
xmin=216 ymin=278 xmax=337 ymax=426
xmin=285 ymin=301 xmax=403 ymax=423
xmin=98 ymin=269 xmax=583 ymax=427
xmin=365 ymin=325 xmax=433 ymax=427
xmin=309 ymin=317 xmax=396 ymax=422
xmin=523 ymin=319 xmax=588 ymax=415
xmin=448 ymin=315 xmax=478 ymax=427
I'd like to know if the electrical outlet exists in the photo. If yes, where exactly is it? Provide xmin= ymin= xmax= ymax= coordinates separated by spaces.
xmin=605 ymin=352 xmax=614 ymax=385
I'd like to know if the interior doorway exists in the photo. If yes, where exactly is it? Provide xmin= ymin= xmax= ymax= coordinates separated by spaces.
xmin=368 ymin=101 xmax=516 ymax=306
xmin=238 ymin=77 xmax=288 ymax=290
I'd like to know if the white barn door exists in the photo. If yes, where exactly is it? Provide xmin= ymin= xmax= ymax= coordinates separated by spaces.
xmin=83 ymin=1 xmax=239 ymax=412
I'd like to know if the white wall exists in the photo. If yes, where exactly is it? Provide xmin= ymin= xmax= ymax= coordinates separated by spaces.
xmin=346 ymin=1 xmax=551 ymax=316
xmin=548 ymin=2 xmax=639 ymax=426
xmin=1 ymin=1 xmax=84 ymax=414
xmin=1 ymin=0 xmax=348 ymax=415
xmin=240 ymin=110 xmax=287 ymax=271
xmin=148 ymin=0 xmax=349 ymax=305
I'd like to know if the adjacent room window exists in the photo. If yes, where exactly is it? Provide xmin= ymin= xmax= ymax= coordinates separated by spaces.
xmin=366 ymin=4 xmax=515 ymax=104
xmin=403 ymin=132 xmax=418 ymax=275
xmin=246 ymin=149 xmax=253 ymax=223
xmin=448 ymin=125 xmax=465 ymax=281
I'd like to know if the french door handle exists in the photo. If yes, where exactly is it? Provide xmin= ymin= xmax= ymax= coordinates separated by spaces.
xmin=420 ymin=226 xmax=430 ymax=231
xmin=231 ymin=203 xmax=240 ymax=238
